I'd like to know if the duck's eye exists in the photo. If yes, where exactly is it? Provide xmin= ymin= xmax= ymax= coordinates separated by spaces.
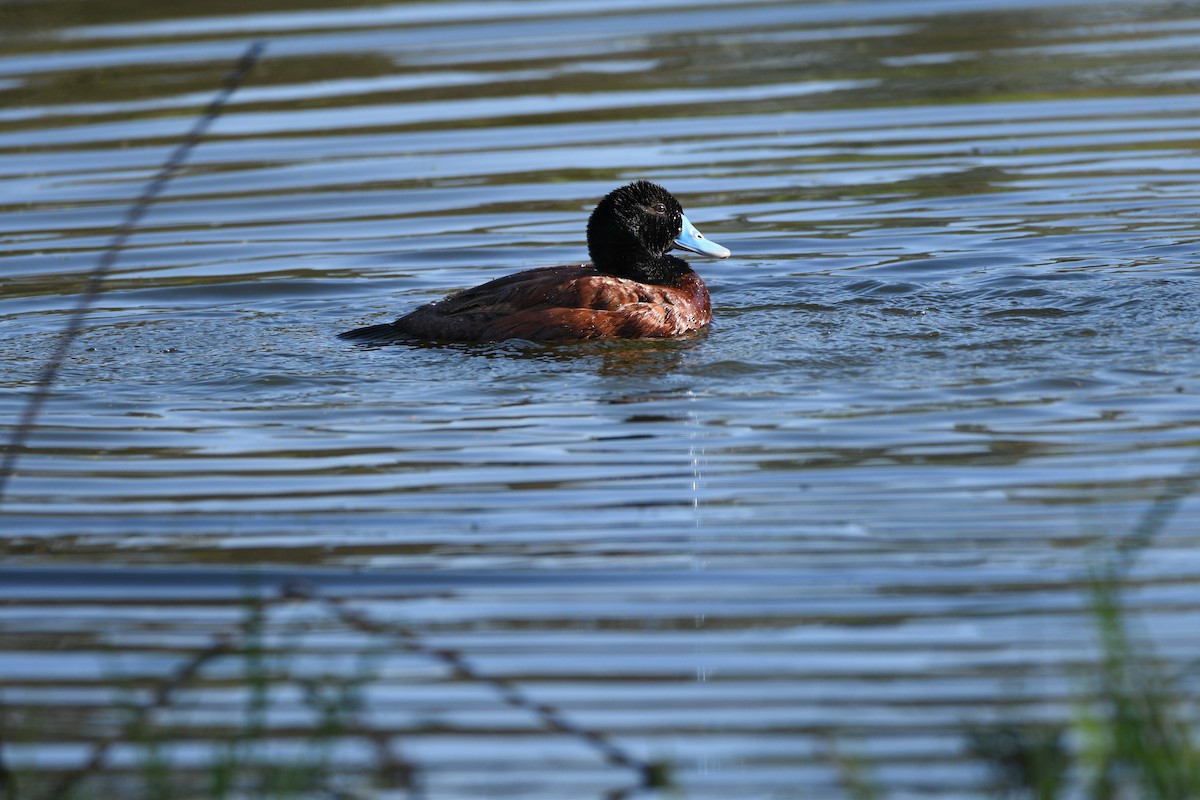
xmin=653 ymin=202 xmax=667 ymax=214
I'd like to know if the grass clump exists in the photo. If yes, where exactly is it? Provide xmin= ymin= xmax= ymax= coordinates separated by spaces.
xmin=1077 ymin=573 xmax=1200 ymax=800
xmin=3 ymin=593 xmax=390 ymax=800
xmin=969 ymin=567 xmax=1200 ymax=800
xmin=967 ymin=722 xmax=1069 ymax=800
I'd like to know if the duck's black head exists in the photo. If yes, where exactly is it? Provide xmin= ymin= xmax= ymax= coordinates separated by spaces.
xmin=586 ymin=180 xmax=730 ymax=285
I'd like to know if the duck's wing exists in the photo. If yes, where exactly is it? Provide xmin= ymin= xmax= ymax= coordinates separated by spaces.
xmin=339 ymin=266 xmax=608 ymax=343
xmin=429 ymin=265 xmax=640 ymax=317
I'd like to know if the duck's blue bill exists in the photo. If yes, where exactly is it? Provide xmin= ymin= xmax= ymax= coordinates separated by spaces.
xmin=673 ymin=213 xmax=731 ymax=259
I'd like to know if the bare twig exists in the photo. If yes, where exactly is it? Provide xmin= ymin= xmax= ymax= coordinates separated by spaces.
xmin=283 ymin=581 xmax=660 ymax=791
xmin=0 ymin=40 xmax=265 ymax=503
xmin=35 ymin=635 xmax=235 ymax=800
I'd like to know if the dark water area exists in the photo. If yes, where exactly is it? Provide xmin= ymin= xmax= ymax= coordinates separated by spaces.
xmin=3 ymin=0 xmax=1200 ymax=797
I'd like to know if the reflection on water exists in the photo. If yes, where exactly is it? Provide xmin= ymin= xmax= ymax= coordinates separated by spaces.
xmin=3 ymin=0 xmax=1200 ymax=797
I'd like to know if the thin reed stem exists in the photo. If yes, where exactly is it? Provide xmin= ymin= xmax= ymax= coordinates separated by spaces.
xmin=0 ymin=41 xmax=265 ymax=503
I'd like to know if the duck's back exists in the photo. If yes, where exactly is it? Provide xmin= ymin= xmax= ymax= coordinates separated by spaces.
xmin=340 ymin=265 xmax=711 ymax=343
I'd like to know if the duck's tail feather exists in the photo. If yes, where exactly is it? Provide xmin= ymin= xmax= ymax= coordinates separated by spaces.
xmin=338 ymin=322 xmax=410 ymax=343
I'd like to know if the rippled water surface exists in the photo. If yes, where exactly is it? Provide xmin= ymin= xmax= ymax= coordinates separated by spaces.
xmin=3 ymin=0 xmax=1200 ymax=797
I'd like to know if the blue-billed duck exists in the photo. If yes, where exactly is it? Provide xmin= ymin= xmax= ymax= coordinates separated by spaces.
xmin=339 ymin=180 xmax=730 ymax=343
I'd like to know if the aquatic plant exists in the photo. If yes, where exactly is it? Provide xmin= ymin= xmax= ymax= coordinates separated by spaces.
xmin=967 ymin=566 xmax=1200 ymax=800
xmin=966 ymin=721 xmax=1068 ymax=800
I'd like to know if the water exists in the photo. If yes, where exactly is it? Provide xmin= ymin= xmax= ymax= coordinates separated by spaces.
xmin=3 ymin=0 xmax=1200 ymax=797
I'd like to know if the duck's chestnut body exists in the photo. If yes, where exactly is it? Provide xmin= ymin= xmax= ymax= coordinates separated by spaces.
xmin=348 ymin=265 xmax=712 ymax=343
xmin=340 ymin=181 xmax=730 ymax=344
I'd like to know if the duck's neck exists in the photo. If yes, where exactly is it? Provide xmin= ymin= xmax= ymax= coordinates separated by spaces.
xmin=601 ymin=253 xmax=694 ymax=286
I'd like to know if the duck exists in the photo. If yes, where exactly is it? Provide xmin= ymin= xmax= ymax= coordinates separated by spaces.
xmin=338 ymin=180 xmax=730 ymax=343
